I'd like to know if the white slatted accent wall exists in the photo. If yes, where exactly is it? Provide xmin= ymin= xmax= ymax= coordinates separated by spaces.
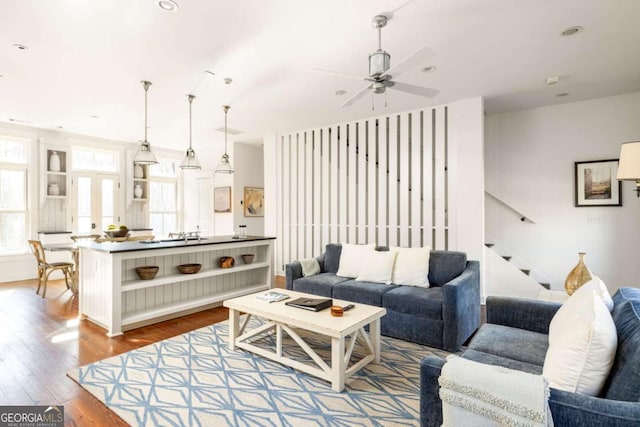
xmin=272 ymin=98 xmax=484 ymax=274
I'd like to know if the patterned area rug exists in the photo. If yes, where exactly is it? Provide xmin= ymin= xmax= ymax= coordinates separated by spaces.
xmin=68 ymin=317 xmax=448 ymax=426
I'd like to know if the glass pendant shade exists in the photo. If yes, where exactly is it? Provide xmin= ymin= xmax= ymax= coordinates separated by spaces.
xmin=134 ymin=80 xmax=158 ymax=165
xmin=215 ymin=105 xmax=234 ymax=174
xmin=180 ymin=94 xmax=201 ymax=170
xmin=181 ymin=147 xmax=201 ymax=169
xmin=134 ymin=141 xmax=157 ymax=165
xmin=215 ymin=152 xmax=234 ymax=174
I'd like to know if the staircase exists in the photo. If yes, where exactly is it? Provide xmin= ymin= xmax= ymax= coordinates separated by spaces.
xmin=484 ymin=241 xmax=553 ymax=299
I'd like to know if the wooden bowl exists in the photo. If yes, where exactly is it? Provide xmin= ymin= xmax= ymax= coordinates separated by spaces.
xmin=241 ymin=254 xmax=255 ymax=264
xmin=104 ymin=228 xmax=129 ymax=239
xmin=135 ymin=266 xmax=159 ymax=280
xmin=178 ymin=263 xmax=201 ymax=274
xmin=219 ymin=256 xmax=235 ymax=269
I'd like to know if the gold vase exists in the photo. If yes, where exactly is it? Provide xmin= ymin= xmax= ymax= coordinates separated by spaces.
xmin=564 ymin=252 xmax=593 ymax=295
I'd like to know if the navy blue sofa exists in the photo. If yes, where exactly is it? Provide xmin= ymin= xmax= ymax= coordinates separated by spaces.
xmin=285 ymin=243 xmax=480 ymax=352
xmin=420 ymin=287 xmax=640 ymax=426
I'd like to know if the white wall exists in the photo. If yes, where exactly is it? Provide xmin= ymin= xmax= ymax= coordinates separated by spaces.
xmin=485 ymin=91 xmax=640 ymax=293
xmin=233 ymin=143 xmax=265 ymax=236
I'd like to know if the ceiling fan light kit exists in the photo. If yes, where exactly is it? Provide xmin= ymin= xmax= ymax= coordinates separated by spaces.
xmin=134 ymin=81 xmax=158 ymax=165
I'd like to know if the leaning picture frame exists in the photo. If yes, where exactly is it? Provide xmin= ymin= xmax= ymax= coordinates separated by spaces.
xmin=244 ymin=187 xmax=264 ymax=217
xmin=574 ymin=159 xmax=622 ymax=207
xmin=214 ymin=186 xmax=231 ymax=213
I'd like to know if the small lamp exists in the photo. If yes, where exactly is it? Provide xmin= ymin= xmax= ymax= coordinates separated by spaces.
xmin=215 ymin=105 xmax=234 ymax=174
xmin=616 ymin=141 xmax=640 ymax=197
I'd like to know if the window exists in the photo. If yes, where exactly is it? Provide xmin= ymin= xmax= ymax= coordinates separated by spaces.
xmin=149 ymin=159 xmax=178 ymax=238
xmin=71 ymin=147 xmax=118 ymax=172
xmin=0 ymin=136 xmax=28 ymax=255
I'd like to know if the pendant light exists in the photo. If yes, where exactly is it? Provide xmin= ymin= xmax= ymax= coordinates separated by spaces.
xmin=180 ymin=94 xmax=201 ymax=170
xmin=215 ymin=105 xmax=234 ymax=174
xmin=134 ymin=81 xmax=158 ymax=165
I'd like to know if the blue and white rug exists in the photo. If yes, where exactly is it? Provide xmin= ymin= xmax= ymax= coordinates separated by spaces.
xmin=68 ymin=317 xmax=448 ymax=426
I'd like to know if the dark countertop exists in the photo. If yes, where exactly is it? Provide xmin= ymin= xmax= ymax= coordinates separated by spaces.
xmin=38 ymin=231 xmax=72 ymax=234
xmin=77 ymin=235 xmax=275 ymax=254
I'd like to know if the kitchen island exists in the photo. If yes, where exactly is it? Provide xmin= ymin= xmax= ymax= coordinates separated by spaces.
xmin=78 ymin=235 xmax=275 ymax=336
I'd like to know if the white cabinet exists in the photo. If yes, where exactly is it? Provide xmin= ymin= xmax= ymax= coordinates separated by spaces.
xmin=126 ymin=150 xmax=149 ymax=203
xmin=39 ymin=139 xmax=71 ymax=231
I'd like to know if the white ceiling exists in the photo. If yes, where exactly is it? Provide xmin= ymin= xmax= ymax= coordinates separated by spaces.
xmin=1 ymin=0 xmax=639 ymax=152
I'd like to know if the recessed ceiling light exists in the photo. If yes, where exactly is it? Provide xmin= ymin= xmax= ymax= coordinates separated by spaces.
xmin=204 ymin=70 xmax=215 ymax=76
xmin=422 ymin=66 xmax=437 ymax=73
xmin=546 ymin=76 xmax=559 ymax=85
xmin=556 ymin=92 xmax=570 ymax=97
xmin=158 ymin=0 xmax=178 ymax=12
xmin=56 ymin=125 xmax=64 ymax=129
xmin=335 ymin=90 xmax=347 ymax=96
xmin=90 ymin=115 xmax=100 ymax=119
xmin=561 ymin=26 xmax=583 ymax=36
xmin=13 ymin=43 xmax=28 ymax=50
xmin=223 ymin=78 xmax=233 ymax=85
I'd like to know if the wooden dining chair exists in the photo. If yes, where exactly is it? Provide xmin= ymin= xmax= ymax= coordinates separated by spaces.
xmin=27 ymin=240 xmax=74 ymax=298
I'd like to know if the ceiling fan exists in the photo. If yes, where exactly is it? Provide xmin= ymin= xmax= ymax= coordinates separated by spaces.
xmin=316 ymin=14 xmax=439 ymax=108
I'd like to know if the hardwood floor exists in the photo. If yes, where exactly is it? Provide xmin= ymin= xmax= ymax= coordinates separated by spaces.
xmin=0 ymin=279 xmax=230 ymax=426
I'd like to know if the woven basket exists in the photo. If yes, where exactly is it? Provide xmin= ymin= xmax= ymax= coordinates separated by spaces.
xmin=218 ymin=256 xmax=235 ymax=269
xmin=135 ymin=266 xmax=159 ymax=280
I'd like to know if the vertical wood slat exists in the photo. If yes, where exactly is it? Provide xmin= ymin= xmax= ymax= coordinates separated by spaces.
xmin=304 ymin=132 xmax=313 ymax=258
xmin=367 ymin=120 xmax=377 ymax=244
xmin=423 ymin=110 xmax=434 ymax=248
xmin=377 ymin=118 xmax=388 ymax=247
xmin=330 ymin=127 xmax=339 ymax=244
xmin=398 ymin=113 xmax=410 ymax=247
xmin=321 ymin=129 xmax=330 ymax=250
xmin=297 ymin=132 xmax=305 ymax=261
xmin=410 ymin=112 xmax=422 ymax=247
xmin=338 ymin=125 xmax=348 ymax=243
xmin=357 ymin=121 xmax=367 ymax=244
xmin=291 ymin=134 xmax=298 ymax=262
xmin=388 ymin=115 xmax=398 ymax=247
xmin=282 ymin=136 xmax=290 ymax=269
xmin=312 ymin=131 xmax=322 ymax=255
xmin=434 ymin=107 xmax=447 ymax=250
xmin=347 ymin=124 xmax=357 ymax=244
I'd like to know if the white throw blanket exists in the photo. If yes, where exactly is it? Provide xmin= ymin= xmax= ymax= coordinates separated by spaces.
xmin=299 ymin=258 xmax=320 ymax=276
xmin=439 ymin=355 xmax=553 ymax=427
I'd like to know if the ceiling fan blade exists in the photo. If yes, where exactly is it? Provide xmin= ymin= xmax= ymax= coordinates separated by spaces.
xmin=313 ymin=68 xmax=365 ymax=81
xmin=383 ymin=45 xmax=436 ymax=78
xmin=341 ymin=84 xmax=372 ymax=107
xmin=390 ymin=82 xmax=439 ymax=98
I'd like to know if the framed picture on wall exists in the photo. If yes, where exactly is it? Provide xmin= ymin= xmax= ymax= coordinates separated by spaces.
xmin=244 ymin=187 xmax=264 ymax=217
xmin=574 ymin=159 xmax=622 ymax=207
xmin=214 ymin=186 xmax=231 ymax=213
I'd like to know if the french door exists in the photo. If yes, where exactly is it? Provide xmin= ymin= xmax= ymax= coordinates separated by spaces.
xmin=72 ymin=173 xmax=119 ymax=234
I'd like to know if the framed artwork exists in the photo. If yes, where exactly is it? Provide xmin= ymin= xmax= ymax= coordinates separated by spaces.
xmin=244 ymin=187 xmax=264 ymax=217
xmin=574 ymin=159 xmax=622 ymax=207
xmin=214 ymin=186 xmax=231 ymax=213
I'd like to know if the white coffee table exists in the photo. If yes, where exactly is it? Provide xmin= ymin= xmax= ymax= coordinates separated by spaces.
xmin=223 ymin=289 xmax=387 ymax=392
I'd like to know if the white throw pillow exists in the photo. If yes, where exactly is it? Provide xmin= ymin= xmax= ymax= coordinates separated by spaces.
xmin=573 ymin=276 xmax=614 ymax=312
xmin=336 ymin=243 xmax=375 ymax=278
xmin=355 ymin=249 xmax=398 ymax=284
xmin=543 ymin=289 xmax=617 ymax=396
xmin=549 ymin=276 xmax=614 ymax=343
xmin=390 ymin=246 xmax=431 ymax=287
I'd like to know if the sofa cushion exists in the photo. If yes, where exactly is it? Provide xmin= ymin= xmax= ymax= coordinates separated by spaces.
xmin=323 ymin=244 xmax=342 ymax=274
xmin=428 ymin=250 xmax=467 ymax=286
xmin=602 ymin=288 xmax=640 ymax=401
xmin=391 ymin=246 xmax=431 ymax=287
xmin=543 ymin=290 xmax=617 ymax=396
xmin=382 ymin=286 xmax=443 ymax=320
xmin=333 ymin=279 xmax=398 ymax=306
xmin=461 ymin=349 xmax=543 ymax=376
xmin=292 ymin=273 xmax=350 ymax=297
xmin=468 ymin=323 xmax=549 ymax=367
xmin=355 ymin=249 xmax=398 ymax=284
xmin=337 ymin=243 xmax=375 ymax=278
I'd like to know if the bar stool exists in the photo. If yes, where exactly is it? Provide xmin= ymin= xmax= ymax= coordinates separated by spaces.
xmin=27 ymin=240 xmax=73 ymax=298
